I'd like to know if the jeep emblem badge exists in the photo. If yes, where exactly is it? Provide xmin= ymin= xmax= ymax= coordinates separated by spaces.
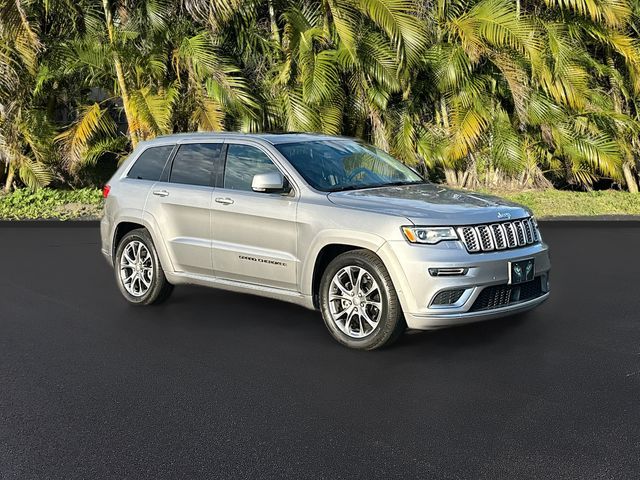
xmin=497 ymin=212 xmax=511 ymax=220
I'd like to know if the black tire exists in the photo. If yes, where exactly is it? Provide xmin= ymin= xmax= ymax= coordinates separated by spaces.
xmin=319 ymin=249 xmax=406 ymax=350
xmin=114 ymin=228 xmax=173 ymax=305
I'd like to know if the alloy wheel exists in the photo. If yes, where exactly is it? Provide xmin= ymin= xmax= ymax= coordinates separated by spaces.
xmin=119 ymin=240 xmax=154 ymax=297
xmin=328 ymin=266 xmax=382 ymax=338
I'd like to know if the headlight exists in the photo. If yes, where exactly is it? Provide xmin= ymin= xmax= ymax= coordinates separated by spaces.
xmin=401 ymin=226 xmax=458 ymax=244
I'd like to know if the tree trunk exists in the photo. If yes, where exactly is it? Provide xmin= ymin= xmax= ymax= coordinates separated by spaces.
xmin=459 ymin=170 xmax=469 ymax=188
xmin=622 ymin=163 xmax=639 ymax=193
xmin=369 ymin=109 xmax=388 ymax=151
xmin=444 ymin=168 xmax=460 ymax=186
xmin=439 ymin=97 xmax=450 ymax=129
xmin=113 ymin=54 xmax=139 ymax=147
xmin=606 ymin=56 xmax=635 ymax=192
xmin=321 ymin=0 xmax=331 ymax=36
xmin=268 ymin=0 xmax=281 ymax=44
xmin=4 ymin=165 xmax=15 ymax=193
xmin=103 ymin=0 xmax=139 ymax=148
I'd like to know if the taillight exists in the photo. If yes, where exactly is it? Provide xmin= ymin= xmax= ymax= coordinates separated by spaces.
xmin=103 ymin=184 xmax=111 ymax=198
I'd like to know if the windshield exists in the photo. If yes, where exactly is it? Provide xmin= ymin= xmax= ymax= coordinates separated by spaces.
xmin=275 ymin=140 xmax=424 ymax=192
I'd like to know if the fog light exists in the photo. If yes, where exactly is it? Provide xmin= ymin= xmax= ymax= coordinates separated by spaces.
xmin=428 ymin=267 xmax=468 ymax=277
xmin=431 ymin=289 xmax=465 ymax=305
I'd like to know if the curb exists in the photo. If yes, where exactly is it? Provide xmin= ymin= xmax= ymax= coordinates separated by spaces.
xmin=0 ymin=219 xmax=100 ymax=227
xmin=537 ymin=216 xmax=640 ymax=226
xmin=538 ymin=215 xmax=640 ymax=222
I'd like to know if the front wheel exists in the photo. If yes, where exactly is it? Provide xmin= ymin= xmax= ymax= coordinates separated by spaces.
xmin=114 ymin=228 xmax=173 ymax=305
xmin=319 ymin=250 xmax=405 ymax=350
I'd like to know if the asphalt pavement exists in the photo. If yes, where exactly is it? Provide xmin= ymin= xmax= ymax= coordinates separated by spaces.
xmin=0 ymin=222 xmax=638 ymax=479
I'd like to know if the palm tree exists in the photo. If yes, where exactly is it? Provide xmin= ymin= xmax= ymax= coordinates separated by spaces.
xmin=0 ymin=0 xmax=53 ymax=191
xmin=531 ymin=0 xmax=640 ymax=191
xmin=377 ymin=0 xmax=640 ymax=191
xmin=194 ymin=0 xmax=424 ymax=140
xmin=48 ymin=0 xmax=259 ymax=172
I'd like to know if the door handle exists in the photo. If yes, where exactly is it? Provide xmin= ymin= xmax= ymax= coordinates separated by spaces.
xmin=215 ymin=197 xmax=234 ymax=205
xmin=153 ymin=190 xmax=169 ymax=197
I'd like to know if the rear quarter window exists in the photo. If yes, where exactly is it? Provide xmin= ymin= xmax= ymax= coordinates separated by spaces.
xmin=127 ymin=145 xmax=175 ymax=181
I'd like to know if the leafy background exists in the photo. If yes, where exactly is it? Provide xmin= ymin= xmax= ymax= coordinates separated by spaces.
xmin=2 ymin=0 xmax=640 ymax=200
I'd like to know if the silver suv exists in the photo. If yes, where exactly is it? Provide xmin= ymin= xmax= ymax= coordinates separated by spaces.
xmin=101 ymin=133 xmax=550 ymax=350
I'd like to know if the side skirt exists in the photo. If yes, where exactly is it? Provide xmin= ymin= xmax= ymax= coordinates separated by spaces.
xmin=165 ymin=271 xmax=316 ymax=310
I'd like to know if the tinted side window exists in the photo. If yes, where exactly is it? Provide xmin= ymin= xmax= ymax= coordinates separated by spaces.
xmin=170 ymin=143 xmax=221 ymax=187
xmin=127 ymin=145 xmax=174 ymax=181
xmin=224 ymin=144 xmax=280 ymax=191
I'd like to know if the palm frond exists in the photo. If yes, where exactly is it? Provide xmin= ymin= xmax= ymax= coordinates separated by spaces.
xmin=544 ymin=0 xmax=631 ymax=28
xmin=56 ymin=103 xmax=116 ymax=169
xmin=553 ymin=123 xmax=623 ymax=180
xmin=17 ymin=155 xmax=52 ymax=189
xmin=354 ymin=0 xmax=426 ymax=64
xmin=0 ymin=0 xmax=41 ymax=73
xmin=446 ymin=96 xmax=491 ymax=161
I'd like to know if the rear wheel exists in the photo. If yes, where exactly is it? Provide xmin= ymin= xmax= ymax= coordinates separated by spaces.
xmin=114 ymin=228 xmax=173 ymax=305
xmin=319 ymin=250 xmax=405 ymax=350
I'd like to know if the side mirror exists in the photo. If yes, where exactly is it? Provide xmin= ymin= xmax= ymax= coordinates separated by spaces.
xmin=251 ymin=172 xmax=289 ymax=193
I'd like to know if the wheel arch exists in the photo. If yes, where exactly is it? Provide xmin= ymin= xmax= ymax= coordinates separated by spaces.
xmin=113 ymin=221 xmax=145 ymax=257
xmin=111 ymin=213 xmax=174 ymax=273
xmin=310 ymin=244 xmax=364 ymax=309
xmin=303 ymin=237 xmax=412 ymax=316
xmin=303 ymin=230 xmax=386 ymax=309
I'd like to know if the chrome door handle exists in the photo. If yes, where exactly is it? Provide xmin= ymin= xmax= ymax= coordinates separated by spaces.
xmin=152 ymin=190 xmax=169 ymax=197
xmin=215 ymin=197 xmax=234 ymax=205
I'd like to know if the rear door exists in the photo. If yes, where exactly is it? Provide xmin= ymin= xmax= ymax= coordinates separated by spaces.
xmin=211 ymin=140 xmax=299 ymax=290
xmin=143 ymin=141 xmax=223 ymax=276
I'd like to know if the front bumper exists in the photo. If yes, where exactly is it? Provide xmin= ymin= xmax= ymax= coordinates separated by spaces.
xmin=404 ymin=292 xmax=549 ymax=330
xmin=378 ymin=239 xmax=551 ymax=330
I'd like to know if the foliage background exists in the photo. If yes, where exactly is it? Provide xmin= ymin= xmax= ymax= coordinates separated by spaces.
xmin=2 ymin=0 xmax=640 ymax=195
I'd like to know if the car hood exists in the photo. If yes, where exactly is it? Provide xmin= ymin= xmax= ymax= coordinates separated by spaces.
xmin=327 ymin=183 xmax=530 ymax=225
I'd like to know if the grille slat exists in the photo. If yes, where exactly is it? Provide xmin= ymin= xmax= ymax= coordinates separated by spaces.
xmin=460 ymin=227 xmax=480 ymax=252
xmin=490 ymin=224 xmax=507 ymax=250
xmin=458 ymin=217 xmax=540 ymax=254
xmin=476 ymin=225 xmax=494 ymax=251
xmin=470 ymin=277 xmax=544 ymax=312
xmin=514 ymin=221 xmax=526 ymax=246
xmin=504 ymin=222 xmax=517 ymax=248
xmin=522 ymin=218 xmax=534 ymax=243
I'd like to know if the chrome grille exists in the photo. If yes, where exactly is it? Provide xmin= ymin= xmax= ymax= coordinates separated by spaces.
xmin=476 ymin=225 xmax=494 ymax=251
xmin=457 ymin=218 xmax=540 ymax=254
xmin=503 ymin=222 xmax=517 ymax=248
xmin=460 ymin=226 xmax=480 ymax=252
xmin=490 ymin=224 xmax=507 ymax=250
xmin=514 ymin=221 xmax=526 ymax=245
xmin=522 ymin=218 xmax=534 ymax=243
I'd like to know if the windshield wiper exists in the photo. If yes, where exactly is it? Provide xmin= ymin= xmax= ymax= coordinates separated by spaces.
xmin=329 ymin=185 xmax=365 ymax=192
xmin=329 ymin=180 xmax=424 ymax=192
xmin=382 ymin=180 xmax=425 ymax=187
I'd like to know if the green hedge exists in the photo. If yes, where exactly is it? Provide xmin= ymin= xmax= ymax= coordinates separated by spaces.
xmin=497 ymin=190 xmax=640 ymax=217
xmin=1 ymin=187 xmax=639 ymax=220
xmin=0 ymin=188 xmax=103 ymax=220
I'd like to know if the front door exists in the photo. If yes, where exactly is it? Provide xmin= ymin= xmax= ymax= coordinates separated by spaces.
xmin=143 ymin=142 xmax=223 ymax=276
xmin=211 ymin=141 xmax=299 ymax=290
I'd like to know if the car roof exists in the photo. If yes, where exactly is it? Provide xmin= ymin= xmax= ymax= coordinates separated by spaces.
xmin=145 ymin=132 xmax=353 ymax=146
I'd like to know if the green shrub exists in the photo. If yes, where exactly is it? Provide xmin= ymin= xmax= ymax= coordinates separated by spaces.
xmin=1 ymin=186 xmax=639 ymax=220
xmin=0 ymin=188 xmax=103 ymax=220
xmin=485 ymin=189 xmax=640 ymax=217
